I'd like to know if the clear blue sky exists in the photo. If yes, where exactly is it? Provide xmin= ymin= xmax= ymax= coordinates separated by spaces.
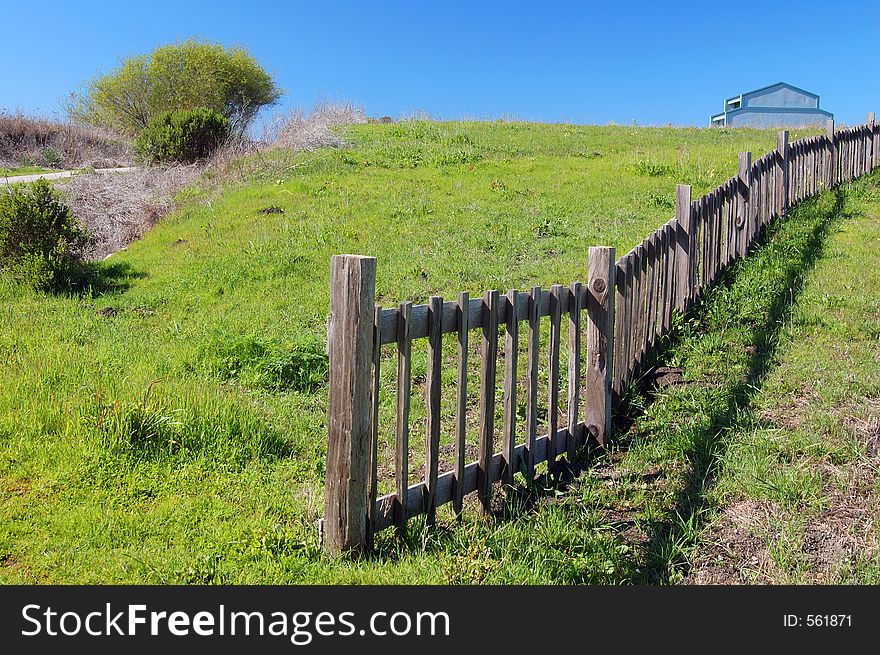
xmin=2 ymin=0 xmax=877 ymax=127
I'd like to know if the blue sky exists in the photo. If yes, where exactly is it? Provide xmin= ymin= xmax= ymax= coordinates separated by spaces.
xmin=2 ymin=0 xmax=877 ymax=127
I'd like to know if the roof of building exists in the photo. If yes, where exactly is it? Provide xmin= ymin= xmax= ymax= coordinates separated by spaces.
xmin=725 ymin=81 xmax=820 ymax=104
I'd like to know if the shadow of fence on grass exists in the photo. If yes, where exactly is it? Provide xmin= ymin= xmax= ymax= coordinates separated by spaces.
xmin=625 ymin=188 xmax=847 ymax=584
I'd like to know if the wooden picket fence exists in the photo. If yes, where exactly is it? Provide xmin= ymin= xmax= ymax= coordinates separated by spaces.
xmin=322 ymin=115 xmax=879 ymax=555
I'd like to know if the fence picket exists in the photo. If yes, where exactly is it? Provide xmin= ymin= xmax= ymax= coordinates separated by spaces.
xmin=425 ymin=295 xmax=443 ymax=525
xmin=453 ymin=291 xmax=469 ymax=515
xmin=395 ymin=300 xmax=413 ymax=528
xmin=478 ymin=289 xmax=499 ymax=513
xmin=502 ymin=289 xmax=519 ymax=485
xmin=567 ymin=282 xmax=582 ymax=457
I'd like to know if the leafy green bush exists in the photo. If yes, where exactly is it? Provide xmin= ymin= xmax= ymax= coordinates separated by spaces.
xmin=135 ymin=107 xmax=229 ymax=164
xmin=0 ymin=178 xmax=85 ymax=289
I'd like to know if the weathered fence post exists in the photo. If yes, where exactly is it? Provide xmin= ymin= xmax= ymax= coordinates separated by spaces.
xmin=776 ymin=131 xmax=789 ymax=214
xmin=585 ymin=246 xmax=615 ymax=446
xmin=674 ymin=184 xmax=693 ymax=311
xmin=826 ymin=119 xmax=837 ymax=187
xmin=324 ymin=254 xmax=376 ymax=556
xmin=737 ymin=152 xmax=752 ymax=256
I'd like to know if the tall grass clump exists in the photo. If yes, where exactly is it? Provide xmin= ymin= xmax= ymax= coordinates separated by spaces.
xmin=84 ymin=383 xmax=293 ymax=464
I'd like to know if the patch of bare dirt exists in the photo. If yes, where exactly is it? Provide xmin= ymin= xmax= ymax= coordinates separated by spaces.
xmin=757 ymin=385 xmax=820 ymax=430
xmin=686 ymin=499 xmax=785 ymax=585
xmin=687 ymin=462 xmax=879 ymax=585
xmin=651 ymin=367 xmax=686 ymax=388
xmin=1 ymin=477 xmax=30 ymax=499
xmin=804 ymin=462 xmax=879 ymax=581
xmin=839 ymin=397 xmax=880 ymax=456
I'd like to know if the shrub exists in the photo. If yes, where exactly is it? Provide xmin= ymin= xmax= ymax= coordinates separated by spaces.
xmin=0 ymin=178 xmax=85 ymax=289
xmin=135 ymin=108 xmax=230 ymax=164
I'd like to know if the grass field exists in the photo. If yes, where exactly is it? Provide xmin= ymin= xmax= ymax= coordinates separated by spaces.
xmin=5 ymin=120 xmax=874 ymax=584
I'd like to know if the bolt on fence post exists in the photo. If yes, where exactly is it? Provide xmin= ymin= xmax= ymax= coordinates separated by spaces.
xmin=737 ymin=152 xmax=752 ymax=257
xmin=585 ymin=246 xmax=615 ymax=446
xmin=324 ymin=254 xmax=376 ymax=556
xmin=826 ymin=119 xmax=837 ymax=187
xmin=776 ymin=131 xmax=789 ymax=214
xmin=674 ymin=184 xmax=693 ymax=311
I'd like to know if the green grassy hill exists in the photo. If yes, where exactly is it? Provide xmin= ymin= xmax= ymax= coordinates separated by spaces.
xmin=2 ymin=121 xmax=844 ymax=583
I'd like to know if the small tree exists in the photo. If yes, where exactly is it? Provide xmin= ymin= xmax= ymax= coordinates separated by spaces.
xmin=70 ymin=39 xmax=281 ymax=136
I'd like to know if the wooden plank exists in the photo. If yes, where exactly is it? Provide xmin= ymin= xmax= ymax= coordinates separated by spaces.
xmin=713 ymin=190 xmax=723 ymax=282
xmin=697 ymin=197 xmax=707 ymax=293
xmin=659 ymin=223 xmax=672 ymax=336
xmin=395 ymin=300 xmax=413 ymax=528
xmin=639 ymin=243 xmax=649 ymax=367
xmin=366 ymin=305 xmax=382 ymax=549
xmin=453 ymin=291 xmax=469 ymax=515
xmin=721 ymin=184 xmax=731 ymax=268
xmin=623 ymin=254 xmax=635 ymax=381
xmin=524 ymin=286 xmax=541 ymax=480
xmin=674 ymin=184 xmax=693 ymax=311
xmin=585 ymin=246 xmax=615 ymax=446
xmin=827 ymin=119 xmax=837 ymax=187
xmin=547 ymin=284 xmax=563 ymax=466
xmin=775 ymin=131 xmax=787 ymax=217
xmin=324 ymin=254 xmax=376 ymax=555
xmin=567 ymin=281 xmax=582 ymax=457
xmin=705 ymin=193 xmax=713 ymax=286
xmin=645 ymin=233 xmax=657 ymax=349
xmin=870 ymin=113 xmax=878 ymax=170
xmin=630 ymin=246 xmax=643 ymax=377
xmin=502 ymin=289 xmax=519 ymax=485
xmin=737 ymin=152 xmax=751 ymax=257
xmin=612 ymin=258 xmax=627 ymax=396
xmin=424 ymin=295 xmax=443 ymax=526
xmin=478 ymin=289 xmax=499 ymax=513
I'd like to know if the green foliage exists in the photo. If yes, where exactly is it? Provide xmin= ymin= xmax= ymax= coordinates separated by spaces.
xmin=0 ymin=178 xmax=85 ymax=289
xmin=135 ymin=108 xmax=230 ymax=164
xmin=631 ymin=159 xmax=677 ymax=177
xmin=71 ymin=39 xmax=281 ymax=136
xmin=209 ymin=335 xmax=328 ymax=393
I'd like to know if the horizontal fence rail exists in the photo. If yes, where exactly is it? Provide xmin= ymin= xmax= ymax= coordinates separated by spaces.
xmin=322 ymin=114 xmax=879 ymax=555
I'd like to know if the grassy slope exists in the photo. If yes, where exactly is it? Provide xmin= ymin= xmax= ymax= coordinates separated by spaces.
xmin=0 ymin=121 xmax=840 ymax=584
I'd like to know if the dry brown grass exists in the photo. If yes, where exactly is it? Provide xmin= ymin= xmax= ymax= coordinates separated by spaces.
xmin=62 ymin=165 xmax=201 ymax=261
xmin=200 ymin=101 xmax=367 ymax=184
xmin=0 ymin=112 xmax=132 ymax=169
xmin=261 ymin=101 xmax=366 ymax=151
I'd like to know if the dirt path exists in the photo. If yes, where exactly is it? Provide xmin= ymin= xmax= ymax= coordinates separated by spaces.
xmin=0 ymin=167 xmax=137 ymax=186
